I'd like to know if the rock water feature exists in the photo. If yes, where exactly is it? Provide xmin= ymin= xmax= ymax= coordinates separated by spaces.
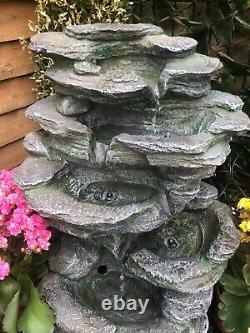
xmin=14 ymin=23 xmax=250 ymax=333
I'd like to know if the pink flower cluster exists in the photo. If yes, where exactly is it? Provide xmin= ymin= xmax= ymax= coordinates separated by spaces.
xmin=0 ymin=169 xmax=51 ymax=280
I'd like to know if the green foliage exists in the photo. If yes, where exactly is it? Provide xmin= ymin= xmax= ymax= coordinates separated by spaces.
xmin=208 ymin=325 xmax=222 ymax=333
xmin=18 ymin=275 xmax=54 ymax=333
xmin=219 ymin=292 xmax=250 ymax=333
xmin=0 ymin=253 xmax=54 ymax=333
xmin=31 ymin=0 xmax=133 ymax=98
xmin=3 ymin=290 xmax=20 ymax=333
xmin=0 ymin=278 xmax=20 ymax=320
xmin=243 ymin=256 xmax=250 ymax=286
xmin=219 ymin=250 xmax=250 ymax=333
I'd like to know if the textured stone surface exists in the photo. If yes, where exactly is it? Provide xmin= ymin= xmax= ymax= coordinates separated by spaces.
xmin=23 ymin=132 xmax=50 ymax=158
xmin=197 ymin=90 xmax=244 ymax=112
xmin=207 ymin=109 xmax=250 ymax=134
xmin=77 ymin=270 xmax=161 ymax=324
xmin=126 ymin=248 xmax=226 ymax=293
xmin=105 ymin=141 xmax=148 ymax=167
xmin=159 ymin=166 xmax=216 ymax=213
xmin=40 ymin=273 xmax=208 ymax=333
xmin=159 ymin=53 xmax=222 ymax=97
xmin=94 ymin=233 xmax=136 ymax=259
xmin=79 ymin=94 xmax=249 ymax=170
xmin=63 ymin=165 xmax=160 ymax=191
xmin=206 ymin=202 xmax=240 ymax=263
xmin=16 ymin=23 xmax=249 ymax=333
xmin=24 ymin=184 xmax=169 ymax=234
xmin=115 ymin=132 xmax=221 ymax=155
xmin=73 ymin=61 xmax=101 ymax=75
xmin=30 ymin=29 xmax=196 ymax=62
xmin=39 ymin=273 xmax=117 ymax=333
xmin=54 ymin=94 xmax=90 ymax=115
xmin=155 ymin=90 xmax=243 ymax=114
xmin=145 ymin=141 xmax=231 ymax=168
xmin=13 ymin=157 xmax=65 ymax=190
xmin=126 ymin=202 xmax=239 ymax=292
xmin=49 ymin=234 xmax=99 ymax=279
xmin=29 ymin=32 xmax=99 ymax=61
xmin=25 ymin=97 xmax=94 ymax=162
xmin=47 ymin=58 xmax=160 ymax=105
xmin=42 ymin=133 xmax=94 ymax=163
xmin=140 ymin=34 xmax=197 ymax=58
xmin=26 ymin=97 xmax=93 ymax=139
xmin=187 ymin=182 xmax=218 ymax=210
xmin=66 ymin=23 xmax=164 ymax=40
xmin=162 ymin=289 xmax=212 ymax=322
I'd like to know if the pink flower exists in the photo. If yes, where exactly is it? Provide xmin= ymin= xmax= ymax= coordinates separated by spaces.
xmin=0 ymin=235 xmax=8 ymax=249
xmin=0 ymin=259 xmax=10 ymax=280
xmin=0 ymin=169 xmax=52 ymax=275
xmin=24 ymin=225 xmax=51 ymax=252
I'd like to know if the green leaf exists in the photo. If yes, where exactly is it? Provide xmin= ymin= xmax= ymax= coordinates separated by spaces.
xmin=23 ymin=252 xmax=50 ymax=282
xmin=235 ymin=15 xmax=250 ymax=32
xmin=243 ymin=263 xmax=250 ymax=286
xmin=219 ymin=291 xmax=250 ymax=333
xmin=18 ymin=276 xmax=55 ymax=333
xmin=2 ymin=289 xmax=20 ymax=333
xmin=223 ymin=11 xmax=236 ymax=45
xmin=219 ymin=273 xmax=250 ymax=296
xmin=0 ymin=278 xmax=20 ymax=317
xmin=220 ymin=69 xmax=235 ymax=93
xmin=229 ymin=254 xmax=245 ymax=279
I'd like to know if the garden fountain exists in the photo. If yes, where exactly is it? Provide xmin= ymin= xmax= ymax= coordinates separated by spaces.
xmin=14 ymin=23 xmax=250 ymax=333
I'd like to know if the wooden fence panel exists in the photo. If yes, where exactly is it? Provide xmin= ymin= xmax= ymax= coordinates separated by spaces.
xmin=0 ymin=0 xmax=37 ymax=170
xmin=0 ymin=75 xmax=37 ymax=115
xmin=0 ymin=41 xmax=34 ymax=81
xmin=0 ymin=139 xmax=28 ymax=170
xmin=0 ymin=108 xmax=39 ymax=148
xmin=0 ymin=1 xmax=36 ymax=43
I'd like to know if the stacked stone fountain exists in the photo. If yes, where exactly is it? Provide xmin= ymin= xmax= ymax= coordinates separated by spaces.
xmin=14 ymin=23 xmax=250 ymax=333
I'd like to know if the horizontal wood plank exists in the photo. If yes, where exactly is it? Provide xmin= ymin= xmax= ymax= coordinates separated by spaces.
xmin=0 ymin=41 xmax=34 ymax=81
xmin=0 ymin=108 xmax=40 ymax=148
xmin=0 ymin=75 xmax=37 ymax=115
xmin=0 ymin=1 xmax=36 ymax=43
xmin=0 ymin=139 xmax=28 ymax=170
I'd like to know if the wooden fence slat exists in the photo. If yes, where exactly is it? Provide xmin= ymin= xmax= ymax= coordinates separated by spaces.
xmin=0 ymin=41 xmax=34 ymax=81
xmin=0 ymin=75 xmax=37 ymax=115
xmin=0 ymin=1 xmax=36 ymax=43
xmin=0 ymin=139 xmax=28 ymax=170
xmin=0 ymin=108 xmax=40 ymax=148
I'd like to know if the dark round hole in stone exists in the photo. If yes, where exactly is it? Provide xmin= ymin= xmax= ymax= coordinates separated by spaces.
xmin=97 ymin=265 xmax=108 ymax=275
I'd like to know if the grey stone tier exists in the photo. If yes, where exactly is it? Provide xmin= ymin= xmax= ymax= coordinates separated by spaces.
xmin=159 ymin=53 xmax=222 ymax=98
xmin=13 ymin=157 xmax=65 ymax=189
xmin=126 ymin=202 xmax=239 ymax=293
xmin=29 ymin=31 xmax=197 ymax=61
xmin=40 ymin=273 xmax=209 ymax=333
xmin=14 ymin=23 xmax=250 ymax=333
xmin=24 ymin=183 xmax=169 ymax=234
xmin=65 ymin=23 xmax=164 ymax=40
xmin=24 ymin=94 xmax=249 ymax=168
xmin=45 ymin=52 xmax=221 ymax=102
